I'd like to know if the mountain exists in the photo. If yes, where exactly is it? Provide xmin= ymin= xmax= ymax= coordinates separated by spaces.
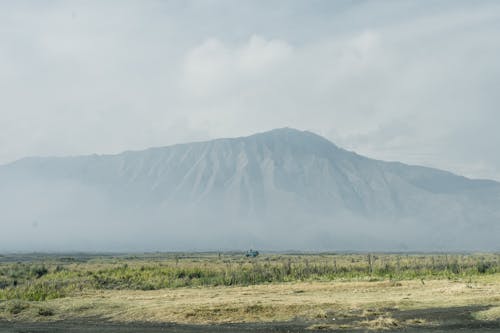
xmin=1 ymin=128 xmax=499 ymax=251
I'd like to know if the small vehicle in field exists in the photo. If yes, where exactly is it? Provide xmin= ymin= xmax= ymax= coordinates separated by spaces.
xmin=245 ymin=249 xmax=259 ymax=258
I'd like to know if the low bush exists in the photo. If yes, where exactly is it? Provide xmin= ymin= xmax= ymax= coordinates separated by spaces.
xmin=38 ymin=307 xmax=54 ymax=316
xmin=0 ymin=253 xmax=498 ymax=301
xmin=7 ymin=301 xmax=29 ymax=315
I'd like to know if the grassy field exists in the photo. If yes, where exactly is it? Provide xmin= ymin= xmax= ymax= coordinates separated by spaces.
xmin=0 ymin=252 xmax=499 ymax=331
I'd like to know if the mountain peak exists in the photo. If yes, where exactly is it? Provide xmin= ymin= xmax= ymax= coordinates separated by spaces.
xmin=265 ymin=127 xmax=304 ymax=134
xmin=2 ymin=128 xmax=500 ymax=251
xmin=246 ymin=127 xmax=338 ymax=148
xmin=252 ymin=127 xmax=318 ymax=137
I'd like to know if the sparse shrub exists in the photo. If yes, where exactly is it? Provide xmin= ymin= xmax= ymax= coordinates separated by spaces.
xmin=54 ymin=265 xmax=65 ymax=273
xmin=31 ymin=265 xmax=48 ymax=279
xmin=447 ymin=261 xmax=460 ymax=274
xmin=0 ymin=253 xmax=498 ymax=302
xmin=477 ymin=261 xmax=492 ymax=274
xmin=38 ymin=307 xmax=54 ymax=316
xmin=0 ymin=279 xmax=9 ymax=289
xmin=23 ymin=280 xmax=67 ymax=301
xmin=8 ymin=301 xmax=29 ymax=314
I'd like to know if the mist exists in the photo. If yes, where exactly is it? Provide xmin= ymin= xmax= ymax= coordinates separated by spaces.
xmin=1 ymin=129 xmax=499 ymax=252
xmin=1 ymin=1 xmax=500 ymax=181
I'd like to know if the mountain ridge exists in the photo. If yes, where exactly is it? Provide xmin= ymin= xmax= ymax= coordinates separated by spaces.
xmin=1 ymin=128 xmax=499 ymax=251
xmin=4 ymin=127 xmax=497 ymax=186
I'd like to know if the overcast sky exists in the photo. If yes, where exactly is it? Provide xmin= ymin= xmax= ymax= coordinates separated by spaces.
xmin=1 ymin=0 xmax=500 ymax=180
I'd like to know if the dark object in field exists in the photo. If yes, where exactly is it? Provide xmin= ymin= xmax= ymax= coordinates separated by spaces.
xmin=38 ymin=307 xmax=54 ymax=316
xmin=245 ymin=249 xmax=259 ymax=258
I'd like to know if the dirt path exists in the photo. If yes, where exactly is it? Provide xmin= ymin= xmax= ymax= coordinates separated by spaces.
xmin=1 ymin=306 xmax=499 ymax=333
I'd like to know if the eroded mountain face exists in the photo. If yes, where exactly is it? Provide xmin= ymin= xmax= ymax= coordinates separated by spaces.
xmin=1 ymin=128 xmax=499 ymax=251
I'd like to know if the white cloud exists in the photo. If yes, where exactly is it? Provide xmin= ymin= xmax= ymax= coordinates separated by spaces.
xmin=1 ymin=1 xmax=500 ymax=180
xmin=182 ymin=35 xmax=293 ymax=98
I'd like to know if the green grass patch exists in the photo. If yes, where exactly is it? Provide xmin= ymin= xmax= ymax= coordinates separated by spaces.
xmin=0 ymin=253 xmax=498 ymax=301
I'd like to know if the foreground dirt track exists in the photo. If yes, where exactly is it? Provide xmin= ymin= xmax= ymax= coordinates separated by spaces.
xmin=0 ymin=315 xmax=499 ymax=333
xmin=2 ymin=275 xmax=499 ymax=331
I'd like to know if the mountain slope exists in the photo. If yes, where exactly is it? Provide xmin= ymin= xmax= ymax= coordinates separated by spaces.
xmin=1 ymin=128 xmax=499 ymax=251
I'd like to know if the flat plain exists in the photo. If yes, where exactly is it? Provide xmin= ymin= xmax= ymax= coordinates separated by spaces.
xmin=0 ymin=253 xmax=499 ymax=332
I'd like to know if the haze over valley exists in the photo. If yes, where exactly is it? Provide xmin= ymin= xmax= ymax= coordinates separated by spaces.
xmin=2 ymin=128 xmax=498 ymax=252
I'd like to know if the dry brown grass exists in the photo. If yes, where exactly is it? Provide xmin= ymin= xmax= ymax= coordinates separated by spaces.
xmin=473 ymin=306 xmax=500 ymax=321
xmin=359 ymin=316 xmax=400 ymax=330
xmin=1 ymin=274 xmax=499 ymax=326
xmin=307 ymin=316 xmax=429 ymax=330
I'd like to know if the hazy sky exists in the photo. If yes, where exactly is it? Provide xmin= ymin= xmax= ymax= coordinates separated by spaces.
xmin=1 ymin=0 xmax=500 ymax=180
